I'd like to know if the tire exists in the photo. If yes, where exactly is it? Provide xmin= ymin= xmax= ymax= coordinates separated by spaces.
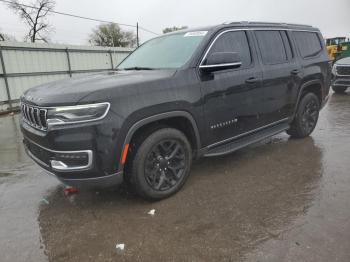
xmin=127 ymin=128 xmax=192 ymax=200
xmin=332 ymin=86 xmax=347 ymax=94
xmin=287 ymin=93 xmax=320 ymax=138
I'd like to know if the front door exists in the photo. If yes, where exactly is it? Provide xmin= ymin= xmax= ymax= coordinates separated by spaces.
xmin=200 ymin=30 xmax=264 ymax=146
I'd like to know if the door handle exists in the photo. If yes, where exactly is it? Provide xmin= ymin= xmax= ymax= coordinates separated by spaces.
xmin=245 ymin=77 xmax=260 ymax=84
xmin=291 ymin=69 xmax=300 ymax=75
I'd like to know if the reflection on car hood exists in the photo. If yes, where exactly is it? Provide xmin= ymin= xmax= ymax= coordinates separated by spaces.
xmin=335 ymin=57 xmax=350 ymax=65
xmin=22 ymin=70 xmax=176 ymax=106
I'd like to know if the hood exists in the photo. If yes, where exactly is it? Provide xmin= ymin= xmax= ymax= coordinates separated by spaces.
xmin=335 ymin=56 xmax=350 ymax=65
xmin=22 ymin=70 xmax=176 ymax=106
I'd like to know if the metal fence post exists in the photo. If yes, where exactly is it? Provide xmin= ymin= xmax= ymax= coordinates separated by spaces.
xmin=109 ymin=50 xmax=114 ymax=69
xmin=0 ymin=45 xmax=12 ymax=109
xmin=65 ymin=48 xmax=72 ymax=77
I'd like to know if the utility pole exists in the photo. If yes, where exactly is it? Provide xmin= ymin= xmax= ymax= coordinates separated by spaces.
xmin=136 ymin=22 xmax=139 ymax=47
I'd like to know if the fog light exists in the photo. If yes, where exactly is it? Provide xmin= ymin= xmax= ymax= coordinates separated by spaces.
xmin=50 ymin=151 xmax=93 ymax=171
xmin=50 ymin=160 xmax=68 ymax=170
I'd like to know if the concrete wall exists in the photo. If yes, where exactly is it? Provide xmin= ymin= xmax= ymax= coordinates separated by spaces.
xmin=0 ymin=41 xmax=133 ymax=113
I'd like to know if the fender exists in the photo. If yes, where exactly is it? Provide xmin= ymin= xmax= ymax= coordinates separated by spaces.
xmin=293 ymin=79 xmax=323 ymax=116
xmin=118 ymin=111 xmax=201 ymax=171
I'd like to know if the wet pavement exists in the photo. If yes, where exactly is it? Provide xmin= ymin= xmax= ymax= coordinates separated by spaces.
xmin=1 ymin=92 xmax=350 ymax=262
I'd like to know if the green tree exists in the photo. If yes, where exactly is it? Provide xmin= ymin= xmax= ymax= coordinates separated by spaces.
xmin=162 ymin=26 xmax=188 ymax=34
xmin=89 ymin=23 xmax=137 ymax=48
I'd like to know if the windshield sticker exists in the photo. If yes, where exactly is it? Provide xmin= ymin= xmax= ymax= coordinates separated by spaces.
xmin=184 ymin=31 xmax=208 ymax=37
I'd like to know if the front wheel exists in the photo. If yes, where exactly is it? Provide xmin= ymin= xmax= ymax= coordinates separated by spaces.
xmin=287 ymin=93 xmax=320 ymax=138
xmin=128 ymin=128 xmax=192 ymax=200
xmin=332 ymin=86 xmax=347 ymax=94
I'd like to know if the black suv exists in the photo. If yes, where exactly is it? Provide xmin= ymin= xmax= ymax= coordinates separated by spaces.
xmin=21 ymin=22 xmax=331 ymax=200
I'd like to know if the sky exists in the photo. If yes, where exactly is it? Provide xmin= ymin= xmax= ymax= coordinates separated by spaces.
xmin=0 ymin=0 xmax=349 ymax=45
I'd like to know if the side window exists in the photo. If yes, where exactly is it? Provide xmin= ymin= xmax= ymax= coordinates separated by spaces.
xmin=206 ymin=31 xmax=252 ymax=68
xmin=280 ymin=31 xmax=293 ymax=60
xmin=293 ymin=31 xmax=322 ymax=59
xmin=255 ymin=30 xmax=288 ymax=64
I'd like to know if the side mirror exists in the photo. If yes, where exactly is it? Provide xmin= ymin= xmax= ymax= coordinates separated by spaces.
xmin=200 ymin=52 xmax=242 ymax=73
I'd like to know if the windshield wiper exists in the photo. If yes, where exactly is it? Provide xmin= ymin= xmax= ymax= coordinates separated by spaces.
xmin=122 ymin=66 xmax=155 ymax=71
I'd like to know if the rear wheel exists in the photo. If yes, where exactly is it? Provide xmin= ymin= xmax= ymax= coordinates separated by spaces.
xmin=128 ymin=128 xmax=192 ymax=200
xmin=287 ymin=93 xmax=320 ymax=138
xmin=332 ymin=86 xmax=347 ymax=94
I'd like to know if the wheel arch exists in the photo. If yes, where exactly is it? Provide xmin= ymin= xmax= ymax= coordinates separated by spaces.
xmin=294 ymin=79 xmax=323 ymax=116
xmin=118 ymin=111 xmax=201 ymax=172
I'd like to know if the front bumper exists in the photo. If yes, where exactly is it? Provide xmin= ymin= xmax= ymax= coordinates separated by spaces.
xmin=47 ymin=168 xmax=123 ymax=188
xmin=58 ymin=172 xmax=123 ymax=188
xmin=21 ymin=112 xmax=125 ymax=188
xmin=332 ymin=75 xmax=350 ymax=87
xmin=24 ymin=139 xmax=124 ymax=188
xmin=24 ymin=137 xmax=93 ymax=172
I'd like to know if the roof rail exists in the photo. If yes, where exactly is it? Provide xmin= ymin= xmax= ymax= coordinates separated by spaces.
xmin=222 ymin=21 xmax=313 ymax=28
xmin=281 ymin=22 xmax=313 ymax=28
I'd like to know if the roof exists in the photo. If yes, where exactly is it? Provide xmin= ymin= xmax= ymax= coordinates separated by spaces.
xmin=164 ymin=21 xmax=319 ymax=36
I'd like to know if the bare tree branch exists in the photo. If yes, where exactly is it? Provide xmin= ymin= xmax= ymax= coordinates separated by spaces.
xmin=0 ymin=29 xmax=17 ymax=42
xmin=8 ymin=0 xmax=55 ymax=43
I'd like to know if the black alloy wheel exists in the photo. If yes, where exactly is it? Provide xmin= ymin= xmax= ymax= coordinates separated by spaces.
xmin=287 ymin=92 xmax=320 ymax=138
xmin=300 ymin=99 xmax=319 ymax=135
xmin=144 ymin=139 xmax=186 ymax=191
xmin=128 ymin=128 xmax=192 ymax=200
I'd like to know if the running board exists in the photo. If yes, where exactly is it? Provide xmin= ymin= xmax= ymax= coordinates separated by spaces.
xmin=204 ymin=122 xmax=290 ymax=157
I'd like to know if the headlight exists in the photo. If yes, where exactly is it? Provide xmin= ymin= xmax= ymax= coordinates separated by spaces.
xmin=332 ymin=64 xmax=337 ymax=75
xmin=47 ymin=102 xmax=110 ymax=126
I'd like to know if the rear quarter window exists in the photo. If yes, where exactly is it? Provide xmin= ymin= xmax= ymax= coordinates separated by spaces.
xmin=293 ymin=31 xmax=322 ymax=59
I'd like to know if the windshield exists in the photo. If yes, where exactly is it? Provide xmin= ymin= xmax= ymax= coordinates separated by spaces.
xmin=117 ymin=31 xmax=207 ymax=69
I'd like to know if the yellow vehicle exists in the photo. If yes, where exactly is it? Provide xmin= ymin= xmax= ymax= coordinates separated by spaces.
xmin=326 ymin=37 xmax=350 ymax=61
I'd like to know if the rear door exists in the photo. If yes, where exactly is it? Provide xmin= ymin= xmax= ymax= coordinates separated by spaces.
xmin=200 ymin=30 xmax=264 ymax=145
xmin=254 ymin=30 xmax=302 ymax=124
xmin=293 ymin=31 xmax=331 ymax=102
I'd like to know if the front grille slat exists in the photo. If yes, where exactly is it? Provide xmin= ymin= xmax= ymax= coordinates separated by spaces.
xmin=25 ymin=104 xmax=30 ymax=121
xmin=29 ymin=107 xmax=36 ymax=125
xmin=40 ymin=109 xmax=48 ymax=129
xmin=35 ymin=108 xmax=42 ymax=126
xmin=336 ymin=66 xmax=350 ymax=76
xmin=21 ymin=103 xmax=48 ymax=131
xmin=22 ymin=104 xmax=26 ymax=120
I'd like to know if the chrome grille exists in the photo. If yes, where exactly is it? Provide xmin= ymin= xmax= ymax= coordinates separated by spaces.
xmin=21 ymin=103 xmax=48 ymax=130
xmin=336 ymin=66 xmax=350 ymax=76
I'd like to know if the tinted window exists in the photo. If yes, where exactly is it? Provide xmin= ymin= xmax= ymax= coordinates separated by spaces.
xmin=280 ymin=31 xmax=293 ymax=59
xmin=207 ymin=31 xmax=252 ymax=67
xmin=293 ymin=31 xmax=322 ymax=58
xmin=255 ymin=31 xmax=287 ymax=64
